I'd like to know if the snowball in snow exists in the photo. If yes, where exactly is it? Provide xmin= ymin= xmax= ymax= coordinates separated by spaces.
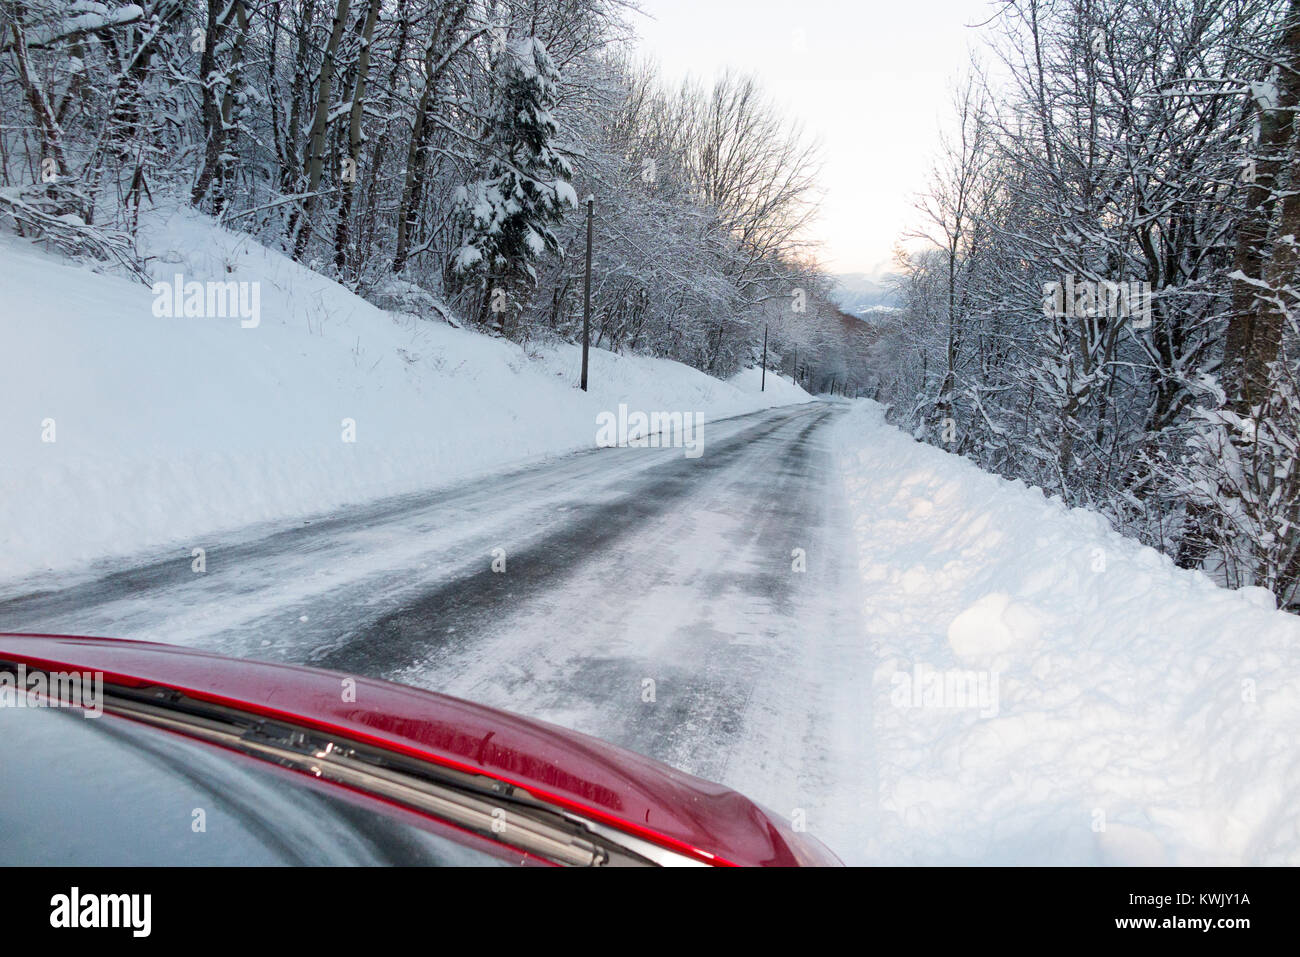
xmin=947 ymin=592 xmax=1042 ymax=658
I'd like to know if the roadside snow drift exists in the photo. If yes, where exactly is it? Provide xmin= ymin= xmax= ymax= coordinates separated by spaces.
xmin=834 ymin=401 xmax=1300 ymax=865
xmin=0 ymin=208 xmax=808 ymax=584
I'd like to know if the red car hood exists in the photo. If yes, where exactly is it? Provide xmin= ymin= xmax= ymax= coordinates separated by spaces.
xmin=0 ymin=633 xmax=840 ymax=866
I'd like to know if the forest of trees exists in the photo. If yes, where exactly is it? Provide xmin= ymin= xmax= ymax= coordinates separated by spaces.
xmin=0 ymin=0 xmax=869 ymax=387
xmin=871 ymin=0 xmax=1300 ymax=607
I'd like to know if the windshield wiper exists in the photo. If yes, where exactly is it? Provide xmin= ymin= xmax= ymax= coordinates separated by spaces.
xmin=0 ymin=659 xmax=709 ymax=866
xmin=95 ymin=679 xmax=702 ymax=866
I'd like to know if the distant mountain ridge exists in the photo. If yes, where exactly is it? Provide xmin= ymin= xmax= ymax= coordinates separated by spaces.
xmin=830 ymin=271 xmax=900 ymax=316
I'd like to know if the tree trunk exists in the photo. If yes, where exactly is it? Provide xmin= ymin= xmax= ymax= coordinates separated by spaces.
xmin=392 ymin=1 xmax=472 ymax=274
xmin=292 ymin=0 xmax=350 ymax=259
xmin=1224 ymin=0 xmax=1300 ymax=412
xmin=9 ymin=15 xmax=67 ymax=180
xmin=332 ymin=0 xmax=381 ymax=273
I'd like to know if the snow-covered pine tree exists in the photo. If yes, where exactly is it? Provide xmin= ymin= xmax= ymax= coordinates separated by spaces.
xmin=451 ymin=36 xmax=577 ymax=337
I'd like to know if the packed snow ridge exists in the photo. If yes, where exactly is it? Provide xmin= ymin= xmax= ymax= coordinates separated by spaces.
xmin=832 ymin=402 xmax=1300 ymax=865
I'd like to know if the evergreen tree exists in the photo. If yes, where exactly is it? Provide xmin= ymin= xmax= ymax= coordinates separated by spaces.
xmin=451 ymin=37 xmax=577 ymax=335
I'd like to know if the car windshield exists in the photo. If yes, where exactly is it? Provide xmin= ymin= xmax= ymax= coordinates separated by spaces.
xmin=0 ymin=706 xmax=511 ymax=867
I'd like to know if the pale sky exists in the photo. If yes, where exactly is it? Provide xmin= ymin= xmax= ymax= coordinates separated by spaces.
xmin=630 ymin=0 xmax=997 ymax=276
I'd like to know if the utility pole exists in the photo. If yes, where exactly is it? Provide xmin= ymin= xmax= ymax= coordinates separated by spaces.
xmin=760 ymin=323 xmax=768 ymax=391
xmin=580 ymin=196 xmax=593 ymax=391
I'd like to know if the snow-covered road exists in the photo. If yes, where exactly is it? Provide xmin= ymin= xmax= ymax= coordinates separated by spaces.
xmin=8 ymin=396 xmax=1300 ymax=865
xmin=0 ymin=401 xmax=876 ymax=859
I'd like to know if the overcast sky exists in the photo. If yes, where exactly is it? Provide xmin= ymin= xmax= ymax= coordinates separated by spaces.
xmin=630 ymin=0 xmax=996 ymax=277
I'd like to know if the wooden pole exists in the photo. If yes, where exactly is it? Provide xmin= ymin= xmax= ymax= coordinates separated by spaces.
xmin=580 ymin=197 xmax=593 ymax=391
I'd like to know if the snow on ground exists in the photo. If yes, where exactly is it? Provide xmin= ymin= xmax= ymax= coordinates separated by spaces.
xmin=833 ymin=400 xmax=1300 ymax=864
xmin=0 ymin=207 xmax=807 ymax=584
xmin=726 ymin=364 xmax=808 ymax=403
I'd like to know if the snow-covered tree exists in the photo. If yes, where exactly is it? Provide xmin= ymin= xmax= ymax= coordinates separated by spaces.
xmin=450 ymin=36 xmax=577 ymax=335
xmin=0 ymin=0 xmax=856 ymax=390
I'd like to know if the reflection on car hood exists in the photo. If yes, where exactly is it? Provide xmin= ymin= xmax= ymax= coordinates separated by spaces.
xmin=0 ymin=633 xmax=842 ymax=866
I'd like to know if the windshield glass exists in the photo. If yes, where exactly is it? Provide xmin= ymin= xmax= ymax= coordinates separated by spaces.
xmin=0 ymin=706 xmax=511 ymax=866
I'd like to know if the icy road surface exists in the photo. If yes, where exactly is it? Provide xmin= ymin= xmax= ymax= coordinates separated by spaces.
xmin=0 ymin=402 xmax=875 ymax=860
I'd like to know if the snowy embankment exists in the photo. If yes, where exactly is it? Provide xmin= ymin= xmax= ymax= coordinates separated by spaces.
xmin=0 ymin=208 xmax=808 ymax=584
xmin=834 ymin=401 xmax=1300 ymax=865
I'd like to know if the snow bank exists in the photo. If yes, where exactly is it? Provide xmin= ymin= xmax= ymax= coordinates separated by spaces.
xmin=833 ymin=401 xmax=1300 ymax=864
xmin=726 ymin=364 xmax=810 ymax=404
xmin=0 ymin=208 xmax=809 ymax=584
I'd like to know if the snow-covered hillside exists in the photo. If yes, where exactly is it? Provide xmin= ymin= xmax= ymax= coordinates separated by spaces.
xmin=0 ymin=209 xmax=808 ymax=585
xmin=833 ymin=401 xmax=1300 ymax=864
